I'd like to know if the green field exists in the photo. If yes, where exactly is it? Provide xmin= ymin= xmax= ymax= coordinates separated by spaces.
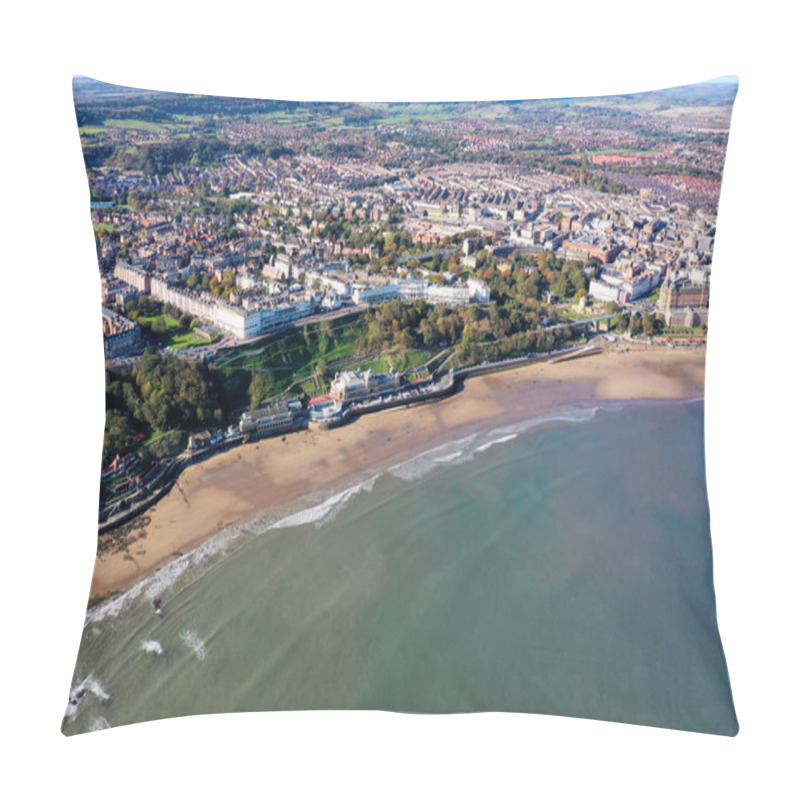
xmin=137 ymin=314 xmax=215 ymax=348
xmin=570 ymin=98 xmax=664 ymax=113
xmin=172 ymin=114 xmax=206 ymax=124
xmin=212 ymin=318 xmax=366 ymax=405
xmin=253 ymin=109 xmax=314 ymax=126
xmin=356 ymin=357 xmax=391 ymax=374
xmin=93 ymin=222 xmax=115 ymax=234
xmin=140 ymin=313 xmax=181 ymax=330
xmin=215 ymin=319 xmax=362 ymax=373
xmin=253 ymin=109 xmax=349 ymax=129
xmin=167 ymin=330 xmax=216 ymax=348
xmin=388 ymin=349 xmax=430 ymax=371
xmin=370 ymin=102 xmax=515 ymax=126
xmin=103 ymin=118 xmax=177 ymax=133
xmin=210 ymin=318 xmax=437 ymax=408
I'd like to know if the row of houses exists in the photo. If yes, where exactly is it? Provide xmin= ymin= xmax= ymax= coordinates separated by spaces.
xmin=113 ymin=262 xmax=317 ymax=339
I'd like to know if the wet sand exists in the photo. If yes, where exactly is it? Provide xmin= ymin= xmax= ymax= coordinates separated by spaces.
xmin=89 ymin=345 xmax=705 ymax=601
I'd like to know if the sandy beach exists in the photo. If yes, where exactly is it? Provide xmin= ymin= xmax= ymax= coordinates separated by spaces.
xmin=89 ymin=344 xmax=705 ymax=601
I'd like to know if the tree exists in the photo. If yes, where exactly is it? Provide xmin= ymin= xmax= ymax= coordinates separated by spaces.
xmin=642 ymin=314 xmax=658 ymax=336
xmin=248 ymin=371 xmax=276 ymax=409
xmin=611 ymin=312 xmax=629 ymax=331
xmin=103 ymin=409 xmax=135 ymax=463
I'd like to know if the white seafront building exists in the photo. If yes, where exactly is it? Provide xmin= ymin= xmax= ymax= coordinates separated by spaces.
xmin=114 ymin=265 xmax=318 ymax=339
xmin=353 ymin=277 xmax=490 ymax=307
xmin=330 ymin=369 xmax=400 ymax=401
xmin=213 ymin=296 xmax=316 ymax=338
xmin=239 ymin=398 xmax=302 ymax=437
xmin=589 ymin=269 xmax=660 ymax=305
xmin=352 ymin=283 xmax=400 ymax=305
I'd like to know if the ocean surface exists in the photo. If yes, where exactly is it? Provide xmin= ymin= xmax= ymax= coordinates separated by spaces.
xmin=63 ymin=399 xmax=738 ymax=736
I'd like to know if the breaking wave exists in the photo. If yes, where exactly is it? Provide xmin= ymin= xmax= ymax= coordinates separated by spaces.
xmin=84 ymin=406 xmax=600 ymax=626
xmin=509 ymin=406 xmax=599 ymax=432
xmin=141 ymin=640 xmax=164 ymax=656
xmin=268 ymin=474 xmax=379 ymax=530
xmin=85 ymin=526 xmax=242 ymax=626
xmin=475 ymin=433 xmax=518 ymax=453
xmin=64 ymin=675 xmax=110 ymax=721
xmin=179 ymin=629 xmax=206 ymax=661
xmin=390 ymin=407 xmax=598 ymax=482
xmin=389 ymin=435 xmax=479 ymax=481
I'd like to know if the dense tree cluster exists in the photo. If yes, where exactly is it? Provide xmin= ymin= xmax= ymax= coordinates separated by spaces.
xmin=107 ymin=137 xmax=228 ymax=174
xmin=184 ymin=266 xmax=236 ymax=299
xmin=455 ymin=325 xmax=576 ymax=367
xmin=104 ymin=352 xmax=223 ymax=461
xmin=75 ymin=92 xmax=306 ymax=129
xmin=358 ymin=295 xmax=579 ymax=366
xmin=360 ymin=299 xmax=466 ymax=351
xmin=478 ymin=252 xmax=591 ymax=307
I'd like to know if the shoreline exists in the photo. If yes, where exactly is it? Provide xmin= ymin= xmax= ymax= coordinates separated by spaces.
xmin=88 ymin=344 xmax=706 ymax=605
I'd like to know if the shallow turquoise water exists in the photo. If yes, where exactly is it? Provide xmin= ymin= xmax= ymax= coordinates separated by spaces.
xmin=64 ymin=400 xmax=738 ymax=735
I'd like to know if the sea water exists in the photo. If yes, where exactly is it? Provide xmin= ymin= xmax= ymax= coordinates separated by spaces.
xmin=63 ymin=400 xmax=738 ymax=735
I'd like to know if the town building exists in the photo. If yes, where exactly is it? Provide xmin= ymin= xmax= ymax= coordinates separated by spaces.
xmin=425 ymin=282 xmax=470 ymax=306
xmin=102 ymin=307 xmax=142 ymax=360
xmin=657 ymin=276 xmax=710 ymax=310
xmin=352 ymin=283 xmax=400 ymax=305
xmin=330 ymin=369 xmax=400 ymax=402
xmin=239 ymin=399 xmax=302 ymax=437
xmin=114 ymin=262 xmax=151 ymax=293
xmin=562 ymin=239 xmax=623 ymax=264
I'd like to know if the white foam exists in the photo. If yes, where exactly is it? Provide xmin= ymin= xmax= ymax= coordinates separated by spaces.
xmin=83 ymin=677 xmax=109 ymax=703
xmin=86 ymin=526 xmax=242 ymax=625
xmin=141 ymin=640 xmax=164 ymax=655
xmin=433 ymin=450 xmax=464 ymax=464
xmin=64 ymin=675 xmax=110 ymax=721
xmin=498 ymin=407 xmax=600 ymax=437
xmin=179 ymin=629 xmax=207 ymax=661
xmin=388 ymin=409 xmax=600 ymax=482
xmin=83 ymin=406 xmax=601 ymax=626
xmin=85 ymin=475 xmax=378 ymax=624
xmin=143 ymin=527 xmax=240 ymax=602
xmin=389 ymin=434 xmax=478 ymax=481
xmin=475 ymin=433 xmax=518 ymax=453
xmin=89 ymin=717 xmax=110 ymax=732
xmin=268 ymin=474 xmax=379 ymax=530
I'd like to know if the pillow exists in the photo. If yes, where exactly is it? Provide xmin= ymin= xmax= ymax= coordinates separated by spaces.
xmin=64 ymin=76 xmax=739 ymax=736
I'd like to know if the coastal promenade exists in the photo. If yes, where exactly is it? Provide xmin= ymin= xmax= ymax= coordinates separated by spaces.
xmin=97 ymin=339 xmax=607 ymax=534
xmin=88 ymin=344 xmax=706 ymax=602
